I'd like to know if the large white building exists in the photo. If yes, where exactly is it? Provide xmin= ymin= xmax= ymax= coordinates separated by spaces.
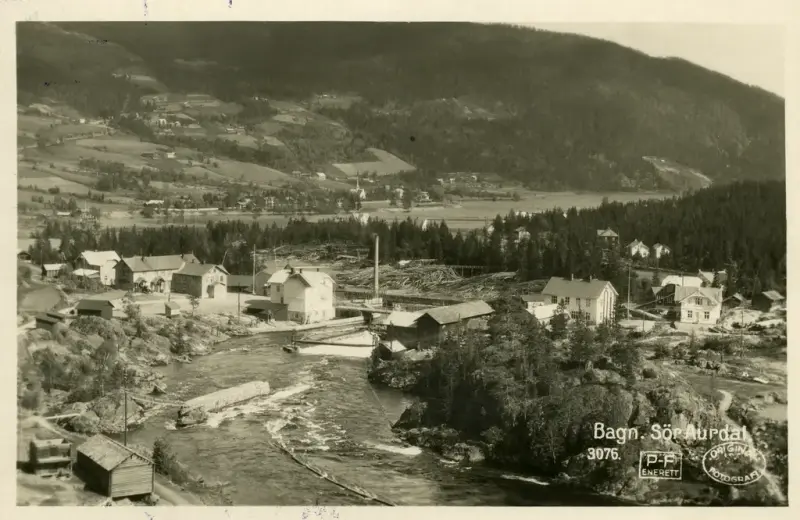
xmin=658 ymin=284 xmax=723 ymax=325
xmin=540 ymin=276 xmax=618 ymax=325
xmin=266 ymin=268 xmax=336 ymax=324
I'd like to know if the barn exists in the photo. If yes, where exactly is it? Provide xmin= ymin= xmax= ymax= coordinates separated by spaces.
xmin=76 ymin=435 xmax=154 ymax=499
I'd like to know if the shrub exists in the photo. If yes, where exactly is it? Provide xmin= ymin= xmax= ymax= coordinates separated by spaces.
xmin=153 ymin=437 xmax=191 ymax=484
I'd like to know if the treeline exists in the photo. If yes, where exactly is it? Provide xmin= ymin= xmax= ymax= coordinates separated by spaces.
xmin=29 ymin=181 xmax=785 ymax=297
xmin=51 ymin=22 xmax=785 ymax=190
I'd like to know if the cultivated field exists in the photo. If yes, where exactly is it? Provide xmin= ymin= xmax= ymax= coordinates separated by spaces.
xmin=74 ymin=136 xmax=164 ymax=154
xmin=17 ymin=175 xmax=93 ymax=195
xmin=205 ymin=157 xmax=296 ymax=184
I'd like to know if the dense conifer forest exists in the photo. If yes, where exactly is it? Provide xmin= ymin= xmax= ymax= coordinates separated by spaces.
xmin=29 ymin=181 xmax=785 ymax=297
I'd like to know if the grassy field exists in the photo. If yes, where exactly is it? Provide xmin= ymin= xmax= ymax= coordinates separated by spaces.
xmin=217 ymin=133 xmax=260 ymax=148
xmin=205 ymin=157 xmax=296 ymax=185
xmin=74 ymin=136 xmax=164 ymax=154
xmin=17 ymin=175 xmax=93 ymax=195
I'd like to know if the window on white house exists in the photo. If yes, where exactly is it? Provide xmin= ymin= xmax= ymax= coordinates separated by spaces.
xmin=704 ymin=311 xmax=710 ymax=320
xmin=687 ymin=310 xmax=693 ymax=319
xmin=564 ymin=297 xmax=570 ymax=305
xmin=576 ymin=298 xmax=581 ymax=306
xmin=551 ymin=296 xmax=557 ymax=304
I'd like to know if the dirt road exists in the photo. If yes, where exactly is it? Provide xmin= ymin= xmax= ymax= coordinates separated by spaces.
xmin=716 ymin=389 xmax=786 ymax=504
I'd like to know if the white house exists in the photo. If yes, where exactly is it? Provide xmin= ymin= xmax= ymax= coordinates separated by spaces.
xmin=652 ymin=243 xmax=671 ymax=259
xmin=268 ymin=268 xmax=335 ymax=324
xmin=315 ymin=172 xmax=327 ymax=180
xmin=540 ymin=276 xmax=618 ymax=325
xmin=658 ymin=284 xmax=723 ymax=325
xmin=76 ymin=250 xmax=121 ymax=286
xmin=626 ymin=240 xmax=650 ymax=258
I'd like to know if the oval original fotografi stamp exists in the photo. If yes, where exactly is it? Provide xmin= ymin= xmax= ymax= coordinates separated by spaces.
xmin=702 ymin=441 xmax=767 ymax=486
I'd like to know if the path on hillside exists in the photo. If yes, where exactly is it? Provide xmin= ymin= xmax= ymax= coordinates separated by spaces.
xmin=716 ymin=390 xmax=786 ymax=504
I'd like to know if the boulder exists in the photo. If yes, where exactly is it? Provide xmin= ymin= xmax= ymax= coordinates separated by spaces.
xmin=68 ymin=411 xmax=101 ymax=435
xmin=176 ymin=406 xmax=209 ymax=427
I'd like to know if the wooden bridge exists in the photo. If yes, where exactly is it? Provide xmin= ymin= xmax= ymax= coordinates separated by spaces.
xmin=335 ymin=305 xmax=392 ymax=315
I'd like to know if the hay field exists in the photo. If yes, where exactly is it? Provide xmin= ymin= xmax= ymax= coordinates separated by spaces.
xmin=218 ymin=134 xmax=260 ymax=148
xmin=18 ymin=115 xmax=57 ymax=133
xmin=17 ymin=175 xmax=93 ymax=195
xmin=34 ymin=143 xmax=152 ymax=169
xmin=74 ymin=137 xmax=163 ymax=154
xmin=206 ymin=158 xmax=296 ymax=185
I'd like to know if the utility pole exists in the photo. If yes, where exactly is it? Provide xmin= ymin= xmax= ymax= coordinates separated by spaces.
xmin=252 ymin=243 xmax=257 ymax=294
xmin=237 ymin=289 xmax=241 ymax=323
xmin=627 ymin=261 xmax=632 ymax=319
xmin=123 ymin=369 xmax=128 ymax=446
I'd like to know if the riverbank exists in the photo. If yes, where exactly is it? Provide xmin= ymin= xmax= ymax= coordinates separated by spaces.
xmin=366 ymin=316 xmax=788 ymax=506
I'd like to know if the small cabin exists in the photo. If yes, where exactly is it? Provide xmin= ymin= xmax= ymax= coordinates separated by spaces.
xmin=75 ymin=299 xmax=114 ymax=320
xmin=76 ymin=435 xmax=154 ymax=499
xmin=35 ymin=312 xmax=67 ymax=333
xmin=29 ymin=438 xmax=72 ymax=477
xmin=165 ymin=301 xmax=181 ymax=318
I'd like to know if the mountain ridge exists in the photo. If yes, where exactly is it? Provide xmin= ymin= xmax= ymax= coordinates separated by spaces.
xmin=17 ymin=22 xmax=785 ymax=191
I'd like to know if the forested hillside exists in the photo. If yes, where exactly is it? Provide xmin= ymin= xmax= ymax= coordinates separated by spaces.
xmin=19 ymin=22 xmax=785 ymax=191
xmin=29 ymin=180 xmax=786 ymax=296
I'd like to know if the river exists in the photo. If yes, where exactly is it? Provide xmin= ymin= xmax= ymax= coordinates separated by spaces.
xmin=123 ymin=332 xmax=630 ymax=506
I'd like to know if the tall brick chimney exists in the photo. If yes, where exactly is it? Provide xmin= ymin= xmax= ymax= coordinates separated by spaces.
xmin=373 ymin=234 xmax=380 ymax=299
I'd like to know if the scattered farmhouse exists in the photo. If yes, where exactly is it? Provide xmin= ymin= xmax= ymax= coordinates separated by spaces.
xmin=415 ymin=300 xmax=495 ymax=349
xmin=596 ymin=228 xmax=619 ymax=245
xmin=540 ymin=276 xmax=618 ymax=325
xmin=115 ymin=253 xmax=200 ymax=293
xmin=652 ymin=243 xmax=672 ymax=259
xmin=75 ymin=435 xmax=154 ymax=499
xmin=656 ymin=284 xmax=723 ymax=325
xmin=626 ymin=240 xmax=650 ymax=259
xmin=315 ymin=172 xmax=327 ymax=180
xmin=751 ymin=291 xmax=785 ymax=313
xmin=171 ymin=263 xmax=230 ymax=299
xmin=76 ymin=250 xmax=121 ymax=286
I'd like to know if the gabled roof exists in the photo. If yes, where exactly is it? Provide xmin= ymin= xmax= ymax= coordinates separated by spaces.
xmin=76 ymin=299 xmax=115 ymax=311
xmin=382 ymin=310 xmax=423 ymax=328
xmin=175 ymin=263 xmax=228 ymax=277
xmin=80 ymin=250 xmax=121 ymax=267
xmin=72 ymin=268 xmax=99 ymax=278
xmin=698 ymin=269 xmax=728 ymax=285
xmin=286 ymin=271 xmax=335 ymax=288
xmin=760 ymin=290 xmax=784 ymax=301
xmin=77 ymin=435 xmax=152 ymax=471
xmin=267 ymin=270 xmax=292 ymax=285
xmin=627 ymin=239 xmax=647 ymax=249
xmin=120 ymin=253 xmax=199 ymax=272
xmin=542 ymin=277 xmax=618 ymax=299
xmin=43 ymin=263 xmax=64 ymax=271
xmin=417 ymin=300 xmax=495 ymax=325
xmin=596 ymin=228 xmax=619 ymax=238
xmin=673 ymin=286 xmax=723 ymax=305
xmin=661 ymin=275 xmax=704 ymax=288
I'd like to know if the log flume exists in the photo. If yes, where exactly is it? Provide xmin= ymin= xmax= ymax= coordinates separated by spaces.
xmin=270 ymin=438 xmax=396 ymax=506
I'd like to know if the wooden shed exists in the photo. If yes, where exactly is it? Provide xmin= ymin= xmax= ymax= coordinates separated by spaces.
xmin=35 ymin=312 xmax=67 ymax=333
xmin=76 ymin=299 xmax=114 ymax=320
xmin=751 ymin=291 xmax=785 ymax=313
xmin=76 ymin=435 xmax=154 ymax=499
xmin=415 ymin=300 xmax=495 ymax=349
xmin=165 ymin=301 xmax=181 ymax=318
xmin=29 ymin=438 xmax=72 ymax=477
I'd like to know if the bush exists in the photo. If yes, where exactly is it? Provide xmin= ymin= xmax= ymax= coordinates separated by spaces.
xmin=153 ymin=437 xmax=192 ymax=484
xmin=652 ymin=342 xmax=672 ymax=359
xmin=20 ymin=387 xmax=43 ymax=410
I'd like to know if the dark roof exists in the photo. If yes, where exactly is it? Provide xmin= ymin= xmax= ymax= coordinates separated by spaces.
xmin=541 ymin=277 xmax=617 ymax=299
xmin=760 ymin=290 xmax=784 ymax=301
xmin=120 ymin=253 xmax=199 ymax=273
xmin=520 ymin=293 xmax=545 ymax=303
xmin=175 ymin=263 xmax=228 ymax=277
xmin=76 ymin=299 xmax=115 ymax=311
xmin=45 ymin=311 xmax=67 ymax=321
xmin=35 ymin=314 xmax=61 ymax=324
xmin=227 ymin=274 xmax=254 ymax=287
xmin=77 ymin=435 xmax=152 ymax=471
xmin=165 ymin=301 xmax=181 ymax=310
xmin=417 ymin=300 xmax=495 ymax=325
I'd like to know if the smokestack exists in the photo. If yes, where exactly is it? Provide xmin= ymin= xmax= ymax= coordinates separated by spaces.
xmin=373 ymin=234 xmax=380 ymax=298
